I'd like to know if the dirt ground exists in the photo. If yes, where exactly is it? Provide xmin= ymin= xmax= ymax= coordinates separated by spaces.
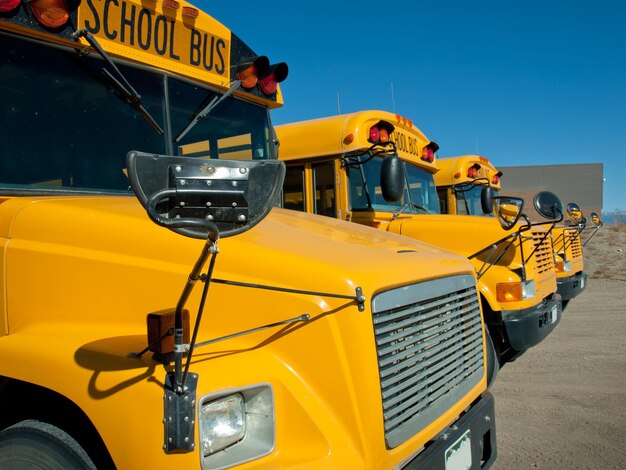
xmin=491 ymin=224 xmax=626 ymax=469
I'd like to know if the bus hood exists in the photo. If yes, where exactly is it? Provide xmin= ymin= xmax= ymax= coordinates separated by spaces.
xmin=386 ymin=213 xmax=518 ymax=259
xmin=0 ymin=196 xmax=475 ymax=319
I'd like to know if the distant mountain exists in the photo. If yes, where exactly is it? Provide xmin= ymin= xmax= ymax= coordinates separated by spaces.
xmin=602 ymin=211 xmax=626 ymax=224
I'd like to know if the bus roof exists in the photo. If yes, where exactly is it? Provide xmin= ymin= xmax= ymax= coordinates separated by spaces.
xmin=435 ymin=155 xmax=502 ymax=190
xmin=0 ymin=0 xmax=285 ymax=108
xmin=276 ymin=110 xmax=438 ymax=172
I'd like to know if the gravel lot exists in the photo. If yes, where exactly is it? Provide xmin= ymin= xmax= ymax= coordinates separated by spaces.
xmin=491 ymin=225 xmax=626 ymax=469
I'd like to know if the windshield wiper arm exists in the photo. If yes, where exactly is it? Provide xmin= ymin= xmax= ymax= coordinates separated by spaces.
xmin=72 ymin=29 xmax=164 ymax=135
xmin=392 ymin=201 xmax=429 ymax=218
xmin=174 ymin=80 xmax=241 ymax=144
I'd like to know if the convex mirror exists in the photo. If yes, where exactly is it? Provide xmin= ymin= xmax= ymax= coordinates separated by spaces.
xmin=590 ymin=212 xmax=603 ymax=227
xmin=492 ymin=196 xmax=524 ymax=230
xmin=534 ymin=191 xmax=563 ymax=221
xmin=566 ymin=202 xmax=583 ymax=225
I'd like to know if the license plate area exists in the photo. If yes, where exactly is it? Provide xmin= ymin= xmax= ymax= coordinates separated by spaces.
xmin=445 ymin=429 xmax=472 ymax=470
xmin=550 ymin=305 xmax=558 ymax=324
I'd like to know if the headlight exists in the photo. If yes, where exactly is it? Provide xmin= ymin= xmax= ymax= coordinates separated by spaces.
xmin=200 ymin=394 xmax=245 ymax=455
xmin=199 ymin=384 xmax=274 ymax=469
xmin=554 ymin=255 xmax=571 ymax=273
xmin=496 ymin=280 xmax=535 ymax=302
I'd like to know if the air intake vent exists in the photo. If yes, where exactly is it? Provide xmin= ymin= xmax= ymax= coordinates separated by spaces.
xmin=532 ymin=231 xmax=555 ymax=274
xmin=372 ymin=275 xmax=484 ymax=448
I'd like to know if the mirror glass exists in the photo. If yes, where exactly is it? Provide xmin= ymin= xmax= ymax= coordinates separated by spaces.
xmin=492 ymin=196 xmax=524 ymax=230
xmin=566 ymin=202 xmax=582 ymax=225
xmin=534 ymin=191 xmax=563 ymax=220
xmin=590 ymin=212 xmax=603 ymax=227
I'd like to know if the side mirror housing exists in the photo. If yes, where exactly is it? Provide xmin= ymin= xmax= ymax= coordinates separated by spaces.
xmin=566 ymin=202 xmax=583 ymax=225
xmin=126 ymin=151 xmax=285 ymax=239
xmin=534 ymin=191 xmax=563 ymax=221
xmin=380 ymin=154 xmax=406 ymax=203
xmin=492 ymin=196 xmax=524 ymax=230
xmin=590 ymin=212 xmax=603 ymax=227
xmin=481 ymin=186 xmax=494 ymax=215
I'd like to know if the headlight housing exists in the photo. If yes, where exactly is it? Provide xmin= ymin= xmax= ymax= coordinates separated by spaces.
xmin=199 ymin=384 xmax=274 ymax=469
xmin=200 ymin=394 xmax=246 ymax=455
xmin=554 ymin=255 xmax=571 ymax=273
xmin=496 ymin=280 xmax=535 ymax=302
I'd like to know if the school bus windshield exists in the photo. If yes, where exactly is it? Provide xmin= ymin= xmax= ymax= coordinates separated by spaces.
xmin=348 ymin=156 xmax=440 ymax=213
xmin=0 ymin=34 xmax=274 ymax=194
xmin=455 ymin=184 xmax=500 ymax=216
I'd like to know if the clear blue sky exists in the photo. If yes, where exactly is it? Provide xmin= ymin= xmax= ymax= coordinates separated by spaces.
xmin=198 ymin=1 xmax=625 ymax=213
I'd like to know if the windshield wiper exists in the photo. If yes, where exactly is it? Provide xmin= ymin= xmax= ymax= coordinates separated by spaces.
xmin=72 ymin=29 xmax=164 ymax=135
xmin=392 ymin=201 xmax=430 ymax=218
xmin=174 ymin=80 xmax=242 ymax=144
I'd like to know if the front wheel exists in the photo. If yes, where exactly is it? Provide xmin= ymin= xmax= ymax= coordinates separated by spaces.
xmin=0 ymin=420 xmax=96 ymax=470
xmin=485 ymin=329 xmax=500 ymax=388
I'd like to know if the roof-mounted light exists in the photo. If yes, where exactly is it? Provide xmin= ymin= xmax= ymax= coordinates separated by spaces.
xmin=182 ymin=6 xmax=198 ymax=17
xmin=368 ymin=121 xmax=394 ymax=144
xmin=29 ymin=0 xmax=69 ymax=28
xmin=369 ymin=125 xmax=380 ymax=143
xmin=394 ymin=114 xmax=413 ymax=127
xmin=467 ymin=163 xmax=481 ymax=178
xmin=258 ymin=62 xmax=288 ymax=95
xmin=421 ymin=141 xmax=438 ymax=163
xmin=0 ymin=0 xmax=21 ymax=13
xmin=236 ymin=56 xmax=269 ymax=89
xmin=162 ymin=0 xmax=179 ymax=10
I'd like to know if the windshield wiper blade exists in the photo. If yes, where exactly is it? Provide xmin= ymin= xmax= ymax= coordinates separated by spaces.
xmin=72 ymin=29 xmax=164 ymax=135
xmin=100 ymin=68 xmax=163 ymax=134
xmin=392 ymin=201 xmax=429 ymax=218
xmin=174 ymin=80 xmax=241 ymax=144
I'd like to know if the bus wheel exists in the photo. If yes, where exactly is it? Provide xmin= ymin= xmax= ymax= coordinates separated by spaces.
xmin=485 ymin=329 xmax=500 ymax=388
xmin=0 ymin=420 xmax=96 ymax=470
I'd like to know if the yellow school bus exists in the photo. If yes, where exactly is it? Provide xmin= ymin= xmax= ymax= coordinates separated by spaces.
xmin=277 ymin=111 xmax=562 ymax=367
xmin=435 ymin=155 xmax=502 ymax=216
xmin=436 ymin=155 xmax=587 ymax=309
xmin=0 ymin=4 xmax=496 ymax=469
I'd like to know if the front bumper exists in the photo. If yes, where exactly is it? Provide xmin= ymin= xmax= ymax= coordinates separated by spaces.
xmin=500 ymin=293 xmax=562 ymax=353
xmin=557 ymin=271 xmax=587 ymax=303
xmin=402 ymin=392 xmax=497 ymax=469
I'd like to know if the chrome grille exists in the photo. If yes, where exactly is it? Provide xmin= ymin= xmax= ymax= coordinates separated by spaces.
xmin=372 ymin=274 xmax=484 ymax=448
xmin=566 ymin=229 xmax=582 ymax=259
xmin=532 ymin=231 xmax=555 ymax=274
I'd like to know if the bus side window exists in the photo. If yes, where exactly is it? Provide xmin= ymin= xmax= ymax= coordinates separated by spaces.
xmin=283 ymin=165 xmax=306 ymax=212
xmin=457 ymin=190 xmax=469 ymax=215
xmin=312 ymin=162 xmax=336 ymax=218
xmin=437 ymin=188 xmax=448 ymax=214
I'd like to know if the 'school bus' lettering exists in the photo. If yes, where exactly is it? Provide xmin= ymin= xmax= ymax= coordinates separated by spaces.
xmin=389 ymin=129 xmax=421 ymax=158
xmin=82 ymin=0 xmax=228 ymax=75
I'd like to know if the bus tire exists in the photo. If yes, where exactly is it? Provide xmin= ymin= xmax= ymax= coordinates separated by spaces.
xmin=0 ymin=419 xmax=97 ymax=470
xmin=485 ymin=329 xmax=500 ymax=388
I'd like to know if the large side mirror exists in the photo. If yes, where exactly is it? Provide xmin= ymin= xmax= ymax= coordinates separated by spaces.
xmin=380 ymin=154 xmax=406 ymax=202
xmin=481 ymin=186 xmax=494 ymax=215
xmin=590 ymin=212 xmax=603 ymax=227
xmin=126 ymin=151 xmax=285 ymax=239
xmin=534 ymin=191 xmax=563 ymax=221
xmin=492 ymin=196 xmax=524 ymax=230
xmin=566 ymin=202 xmax=583 ymax=225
